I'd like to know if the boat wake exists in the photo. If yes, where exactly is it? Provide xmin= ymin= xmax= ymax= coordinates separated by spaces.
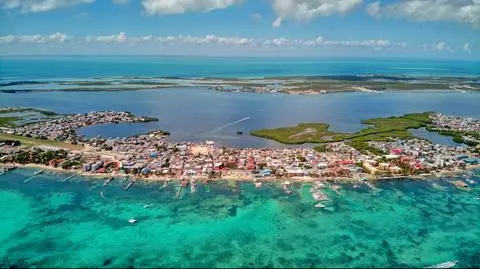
xmin=210 ymin=117 xmax=251 ymax=134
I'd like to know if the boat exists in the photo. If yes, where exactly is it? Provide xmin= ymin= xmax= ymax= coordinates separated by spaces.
xmin=100 ymin=191 xmax=105 ymax=199
xmin=315 ymin=203 xmax=326 ymax=208
xmin=282 ymin=181 xmax=293 ymax=195
xmin=331 ymin=184 xmax=341 ymax=195
xmin=424 ymin=261 xmax=458 ymax=269
xmin=466 ymin=179 xmax=476 ymax=184
xmin=143 ymin=204 xmax=152 ymax=208
xmin=33 ymin=169 xmax=45 ymax=175
xmin=128 ymin=218 xmax=137 ymax=224
xmin=236 ymin=131 xmax=243 ymax=135
xmin=353 ymin=184 xmax=359 ymax=189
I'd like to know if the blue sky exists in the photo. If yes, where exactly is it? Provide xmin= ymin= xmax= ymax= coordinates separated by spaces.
xmin=0 ymin=0 xmax=479 ymax=59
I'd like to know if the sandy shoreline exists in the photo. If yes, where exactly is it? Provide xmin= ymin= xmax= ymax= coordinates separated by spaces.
xmin=10 ymin=163 xmax=479 ymax=184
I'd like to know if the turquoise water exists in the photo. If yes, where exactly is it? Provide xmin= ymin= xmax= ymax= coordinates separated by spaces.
xmin=1 ymin=168 xmax=479 ymax=268
xmin=1 ymin=56 xmax=479 ymax=80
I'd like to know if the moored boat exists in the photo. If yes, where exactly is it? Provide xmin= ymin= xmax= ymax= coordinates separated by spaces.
xmin=424 ymin=260 xmax=458 ymax=269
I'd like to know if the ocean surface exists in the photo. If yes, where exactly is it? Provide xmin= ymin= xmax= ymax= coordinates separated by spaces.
xmin=1 ymin=56 xmax=480 ymax=80
xmin=0 ymin=168 xmax=479 ymax=268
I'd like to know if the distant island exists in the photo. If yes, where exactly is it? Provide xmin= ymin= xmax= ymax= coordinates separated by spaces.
xmin=0 ymin=75 xmax=479 ymax=95
xmin=1 ymin=107 xmax=479 ymax=192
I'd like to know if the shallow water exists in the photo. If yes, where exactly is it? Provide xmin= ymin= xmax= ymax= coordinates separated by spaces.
xmin=1 ymin=168 xmax=479 ymax=268
xmin=1 ymin=56 xmax=479 ymax=80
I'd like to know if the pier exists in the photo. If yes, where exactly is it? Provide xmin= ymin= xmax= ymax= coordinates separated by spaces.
xmin=0 ymin=164 xmax=16 ymax=176
xmin=124 ymin=180 xmax=135 ymax=190
xmin=103 ymin=177 xmax=114 ymax=186
xmin=176 ymin=179 xmax=189 ymax=198
xmin=61 ymin=174 xmax=75 ymax=182
xmin=190 ymin=179 xmax=197 ymax=193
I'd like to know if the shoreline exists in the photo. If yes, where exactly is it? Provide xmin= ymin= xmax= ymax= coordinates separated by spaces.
xmin=12 ymin=163 xmax=480 ymax=184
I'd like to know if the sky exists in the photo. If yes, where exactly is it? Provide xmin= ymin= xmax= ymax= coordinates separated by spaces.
xmin=0 ymin=0 xmax=479 ymax=59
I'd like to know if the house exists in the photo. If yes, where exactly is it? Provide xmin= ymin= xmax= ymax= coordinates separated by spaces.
xmin=261 ymin=168 xmax=272 ymax=177
xmin=363 ymin=162 xmax=378 ymax=175
xmin=285 ymin=168 xmax=305 ymax=177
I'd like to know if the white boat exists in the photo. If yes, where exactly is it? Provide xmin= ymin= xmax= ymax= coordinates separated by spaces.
xmin=425 ymin=260 xmax=458 ymax=269
xmin=315 ymin=203 xmax=326 ymax=208
xmin=128 ymin=218 xmax=137 ymax=224
xmin=143 ymin=204 xmax=152 ymax=208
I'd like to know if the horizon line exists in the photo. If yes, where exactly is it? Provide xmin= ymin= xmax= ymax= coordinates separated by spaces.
xmin=0 ymin=54 xmax=479 ymax=62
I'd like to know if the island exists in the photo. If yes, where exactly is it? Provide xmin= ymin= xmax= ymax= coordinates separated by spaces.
xmin=1 ymin=75 xmax=479 ymax=95
xmin=1 ymin=107 xmax=479 ymax=193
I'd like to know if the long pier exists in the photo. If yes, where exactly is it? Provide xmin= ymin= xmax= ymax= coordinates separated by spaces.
xmin=62 ymin=174 xmax=75 ymax=182
xmin=124 ymin=180 xmax=135 ymax=190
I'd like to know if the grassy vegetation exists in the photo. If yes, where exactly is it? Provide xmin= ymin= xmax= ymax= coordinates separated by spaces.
xmin=0 ymin=116 xmax=22 ymax=127
xmin=251 ymin=112 xmax=434 ymax=154
xmin=0 ymin=134 xmax=83 ymax=150
xmin=0 ymin=107 xmax=58 ymax=116
xmin=250 ymin=123 xmax=345 ymax=144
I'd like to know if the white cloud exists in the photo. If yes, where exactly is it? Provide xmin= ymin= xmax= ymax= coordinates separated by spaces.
xmin=272 ymin=17 xmax=282 ymax=28
xmin=433 ymin=42 xmax=446 ymax=51
xmin=365 ymin=1 xmax=380 ymax=18
xmin=155 ymin=34 xmax=254 ymax=46
xmin=1 ymin=0 xmax=95 ymax=13
xmin=252 ymin=12 xmax=262 ymax=21
xmin=94 ymin=32 xmax=127 ymax=43
xmin=464 ymin=42 xmax=471 ymax=53
xmin=271 ymin=0 xmax=363 ymax=27
xmin=131 ymin=35 xmax=154 ymax=42
xmin=141 ymin=0 xmax=243 ymax=15
xmin=422 ymin=41 xmax=452 ymax=52
xmin=0 ymin=35 xmax=15 ymax=44
xmin=366 ymin=0 xmax=480 ymax=28
xmin=13 ymin=33 xmax=72 ymax=43
xmin=1 ymin=33 xmax=412 ymax=51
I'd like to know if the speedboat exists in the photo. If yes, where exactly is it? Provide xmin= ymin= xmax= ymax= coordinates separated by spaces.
xmin=143 ymin=204 xmax=152 ymax=208
xmin=424 ymin=260 xmax=458 ymax=269
xmin=128 ymin=218 xmax=137 ymax=224
xmin=315 ymin=203 xmax=326 ymax=208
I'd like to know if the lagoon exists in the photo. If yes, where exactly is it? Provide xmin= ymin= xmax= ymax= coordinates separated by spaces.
xmin=1 ymin=88 xmax=479 ymax=148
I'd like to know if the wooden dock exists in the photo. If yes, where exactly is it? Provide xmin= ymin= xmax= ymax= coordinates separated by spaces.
xmin=61 ymin=174 xmax=75 ymax=182
xmin=124 ymin=180 xmax=135 ymax=190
